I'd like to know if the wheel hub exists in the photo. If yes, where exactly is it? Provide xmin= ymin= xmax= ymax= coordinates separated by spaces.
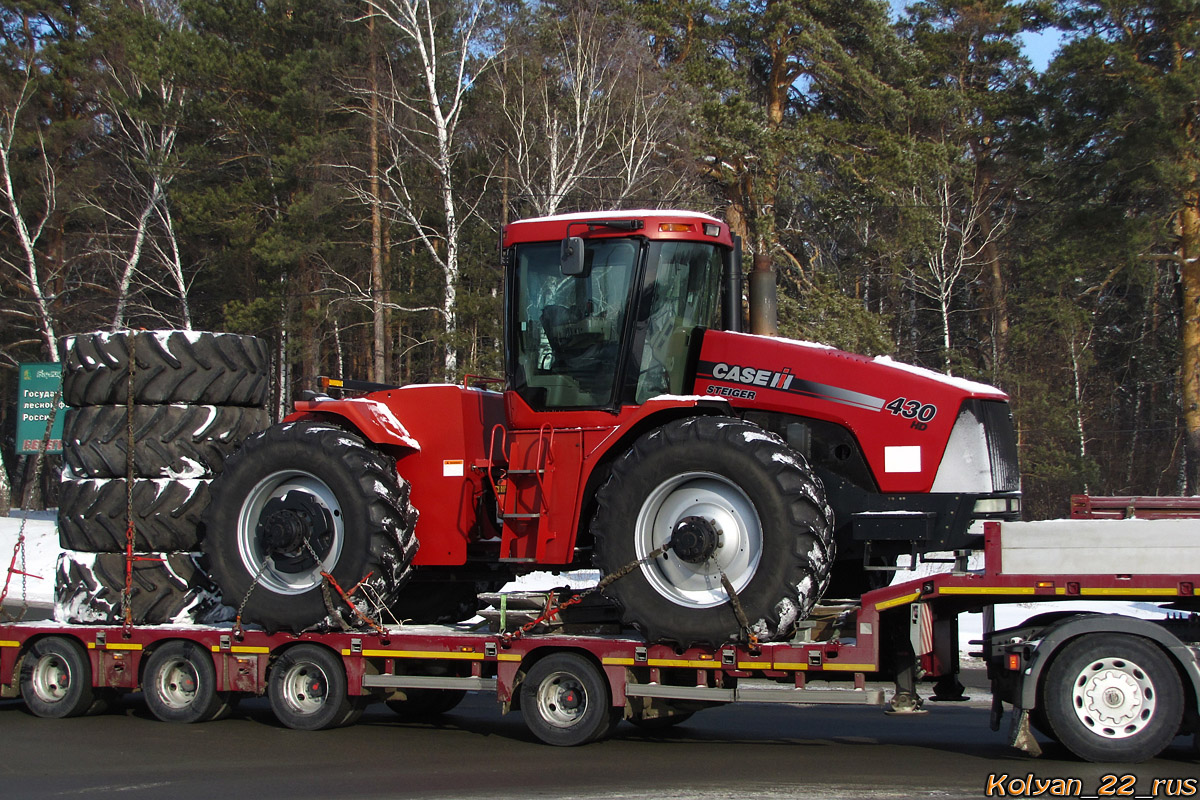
xmin=1072 ymin=658 xmax=1156 ymax=738
xmin=670 ymin=516 xmax=721 ymax=563
xmin=257 ymin=491 xmax=333 ymax=574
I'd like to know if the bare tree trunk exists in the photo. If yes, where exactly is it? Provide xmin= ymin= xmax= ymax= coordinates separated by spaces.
xmin=369 ymin=10 xmax=386 ymax=383
xmin=1179 ymin=197 xmax=1200 ymax=491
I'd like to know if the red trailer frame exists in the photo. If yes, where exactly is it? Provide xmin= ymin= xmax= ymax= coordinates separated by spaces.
xmin=2 ymin=519 xmax=1198 ymax=759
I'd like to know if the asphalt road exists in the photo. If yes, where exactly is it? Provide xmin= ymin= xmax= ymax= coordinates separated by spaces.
xmin=1 ymin=683 xmax=1197 ymax=800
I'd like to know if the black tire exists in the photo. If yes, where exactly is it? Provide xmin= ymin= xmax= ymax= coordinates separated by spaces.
xmin=520 ymin=653 xmax=619 ymax=746
xmin=54 ymin=551 xmax=222 ymax=626
xmin=58 ymin=477 xmax=211 ymax=553
xmin=201 ymin=421 xmax=418 ymax=633
xmin=60 ymin=330 xmax=269 ymax=407
xmin=386 ymin=689 xmax=466 ymax=720
xmin=142 ymin=640 xmax=231 ymax=723
xmin=592 ymin=416 xmax=834 ymax=646
xmin=63 ymin=405 xmax=269 ymax=479
xmin=268 ymin=644 xmax=361 ymax=730
xmin=20 ymin=636 xmax=104 ymax=718
xmin=1042 ymin=633 xmax=1183 ymax=762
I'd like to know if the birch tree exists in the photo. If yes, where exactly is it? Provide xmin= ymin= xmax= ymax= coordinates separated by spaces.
xmin=0 ymin=59 xmax=59 ymax=362
xmin=360 ymin=0 xmax=497 ymax=380
xmin=91 ymin=0 xmax=192 ymax=330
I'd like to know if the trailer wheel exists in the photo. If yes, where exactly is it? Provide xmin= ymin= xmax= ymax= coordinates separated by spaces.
xmin=143 ymin=641 xmax=230 ymax=723
xmin=386 ymin=689 xmax=466 ymax=720
xmin=202 ymin=422 xmax=418 ymax=632
xmin=592 ymin=416 xmax=834 ymax=646
xmin=20 ymin=637 xmax=105 ymax=719
xmin=1042 ymin=633 xmax=1183 ymax=762
xmin=269 ymin=644 xmax=361 ymax=730
xmin=520 ymin=653 xmax=619 ymax=746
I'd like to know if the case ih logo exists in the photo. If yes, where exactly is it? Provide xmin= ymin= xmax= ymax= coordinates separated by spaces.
xmin=698 ymin=360 xmax=886 ymax=412
xmin=710 ymin=362 xmax=795 ymax=389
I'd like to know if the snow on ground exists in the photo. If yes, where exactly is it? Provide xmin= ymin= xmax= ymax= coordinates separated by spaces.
xmin=3 ymin=511 xmax=1165 ymax=654
xmin=0 ymin=510 xmax=59 ymax=609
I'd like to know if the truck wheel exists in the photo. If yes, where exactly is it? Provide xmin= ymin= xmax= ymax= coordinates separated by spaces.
xmin=1042 ymin=633 xmax=1183 ymax=762
xmin=386 ymin=689 xmax=466 ymax=720
xmin=520 ymin=653 xmax=620 ymax=746
xmin=58 ymin=477 xmax=211 ymax=553
xmin=202 ymin=421 xmax=418 ymax=633
xmin=60 ymin=330 xmax=269 ymax=407
xmin=20 ymin=637 xmax=104 ymax=718
xmin=143 ymin=641 xmax=230 ymax=723
xmin=268 ymin=644 xmax=361 ymax=730
xmin=63 ymin=404 xmax=269 ymax=479
xmin=592 ymin=416 xmax=834 ymax=646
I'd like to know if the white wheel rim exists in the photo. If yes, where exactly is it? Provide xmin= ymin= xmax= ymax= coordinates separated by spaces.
xmin=155 ymin=657 xmax=199 ymax=710
xmin=236 ymin=470 xmax=345 ymax=595
xmin=635 ymin=471 xmax=763 ymax=608
xmin=31 ymin=654 xmax=70 ymax=703
xmin=536 ymin=671 xmax=588 ymax=728
xmin=1071 ymin=656 xmax=1158 ymax=739
xmin=279 ymin=661 xmax=329 ymax=716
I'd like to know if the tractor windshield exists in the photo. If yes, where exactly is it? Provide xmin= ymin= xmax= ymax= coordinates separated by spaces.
xmin=511 ymin=238 xmax=640 ymax=409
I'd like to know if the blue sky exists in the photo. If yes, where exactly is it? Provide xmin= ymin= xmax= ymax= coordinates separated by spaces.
xmin=888 ymin=1 xmax=1066 ymax=72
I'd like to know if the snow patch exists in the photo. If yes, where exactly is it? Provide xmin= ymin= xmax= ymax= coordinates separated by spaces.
xmin=164 ymin=458 xmax=207 ymax=480
xmin=190 ymin=405 xmax=219 ymax=437
xmin=871 ymin=356 xmax=1004 ymax=396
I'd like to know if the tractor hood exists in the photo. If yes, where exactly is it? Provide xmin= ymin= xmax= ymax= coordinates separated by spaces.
xmin=694 ymin=331 xmax=1013 ymax=494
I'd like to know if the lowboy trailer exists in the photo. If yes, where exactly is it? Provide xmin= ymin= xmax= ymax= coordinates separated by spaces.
xmin=1 ymin=518 xmax=1198 ymax=761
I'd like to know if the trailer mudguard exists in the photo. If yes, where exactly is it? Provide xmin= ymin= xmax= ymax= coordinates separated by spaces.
xmin=1014 ymin=613 xmax=1200 ymax=711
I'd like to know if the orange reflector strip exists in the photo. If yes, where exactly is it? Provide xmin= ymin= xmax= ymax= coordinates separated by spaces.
xmin=1007 ymin=653 xmax=1021 ymax=670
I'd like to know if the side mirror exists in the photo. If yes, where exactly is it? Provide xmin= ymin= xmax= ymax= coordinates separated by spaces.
xmin=560 ymin=236 xmax=585 ymax=276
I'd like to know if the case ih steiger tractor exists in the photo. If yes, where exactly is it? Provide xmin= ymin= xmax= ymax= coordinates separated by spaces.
xmin=201 ymin=210 xmax=1021 ymax=645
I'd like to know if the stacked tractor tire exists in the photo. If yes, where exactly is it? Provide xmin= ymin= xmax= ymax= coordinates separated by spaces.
xmin=55 ymin=331 xmax=271 ymax=625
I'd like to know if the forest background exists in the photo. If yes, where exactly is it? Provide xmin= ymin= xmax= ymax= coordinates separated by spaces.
xmin=1 ymin=0 xmax=1197 ymax=520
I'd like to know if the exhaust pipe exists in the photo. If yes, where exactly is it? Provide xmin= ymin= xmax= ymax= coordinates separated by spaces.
xmin=722 ymin=235 xmax=744 ymax=332
xmin=748 ymin=252 xmax=778 ymax=336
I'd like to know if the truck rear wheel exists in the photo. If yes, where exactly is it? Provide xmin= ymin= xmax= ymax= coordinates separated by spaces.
xmin=143 ymin=640 xmax=230 ymax=723
xmin=1042 ymin=633 xmax=1183 ymax=762
xmin=20 ymin=636 xmax=106 ymax=719
xmin=268 ymin=644 xmax=362 ymax=730
xmin=592 ymin=416 xmax=834 ymax=646
xmin=520 ymin=653 xmax=620 ymax=746
xmin=202 ymin=421 xmax=418 ymax=632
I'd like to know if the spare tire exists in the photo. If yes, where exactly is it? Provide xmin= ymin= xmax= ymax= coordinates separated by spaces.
xmin=59 ymin=330 xmax=270 ymax=407
xmin=592 ymin=416 xmax=834 ymax=646
xmin=54 ymin=551 xmax=224 ymax=625
xmin=202 ymin=421 xmax=418 ymax=633
xmin=63 ymin=404 xmax=269 ymax=479
xmin=58 ymin=477 xmax=211 ymax=552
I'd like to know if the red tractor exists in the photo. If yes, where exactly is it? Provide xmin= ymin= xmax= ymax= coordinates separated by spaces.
xmin=201 ymin=210 xmax=1020 ymax=645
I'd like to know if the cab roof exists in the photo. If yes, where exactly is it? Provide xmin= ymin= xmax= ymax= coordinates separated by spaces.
xmin=503 ymin=209 xmax=734 ymax=248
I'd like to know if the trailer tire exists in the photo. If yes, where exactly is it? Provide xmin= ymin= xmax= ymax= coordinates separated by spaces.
xmin=202 ymin=421 xmax=418 ymax=633
xmin=63 ymin=405 xmax=269 ymax=479
xmin=269 ymin=644 xmax=360 ymax=730
xmin=520 ymin=653 xmax=619 ymax=746
xmin=60 ymin=330 xmax=269 ymax=407
xmin=58 ymin=477 xmax=211 ymax=553
xmin=1042 ymin=633 xmax=1183 ymax=762
xmin=386 ymin=689 xmax=466 ymax=720
xmin=592 ymin=416 xmax=834 ymax=646
xmin=20 ymin=636 xmax=105 ymax=718
xmin=143 ymin=640 xmax=230 ymax=723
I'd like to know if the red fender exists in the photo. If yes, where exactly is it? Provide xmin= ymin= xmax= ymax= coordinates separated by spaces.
xmin=288 ymin=396 xmax=421 ymax=451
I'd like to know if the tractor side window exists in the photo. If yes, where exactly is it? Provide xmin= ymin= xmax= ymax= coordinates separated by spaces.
xmin=634 ymin=242 xmax=723 ymax=402
xmin=512 ymin=239 xmax=638 ymax=409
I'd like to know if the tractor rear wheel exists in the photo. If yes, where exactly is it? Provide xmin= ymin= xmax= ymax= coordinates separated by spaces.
xmin=201 ymin=421 xmax=417 ymax=633
xmin=592 ymin=416 xmax=834 ymax=646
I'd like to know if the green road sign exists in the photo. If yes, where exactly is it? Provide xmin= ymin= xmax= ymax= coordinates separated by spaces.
xmin=17 ymin=362 xmax=65 ymax=454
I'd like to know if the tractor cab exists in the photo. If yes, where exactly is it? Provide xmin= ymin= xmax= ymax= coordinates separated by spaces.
xmin=503 ymin=211 xmax=738 ymax=412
